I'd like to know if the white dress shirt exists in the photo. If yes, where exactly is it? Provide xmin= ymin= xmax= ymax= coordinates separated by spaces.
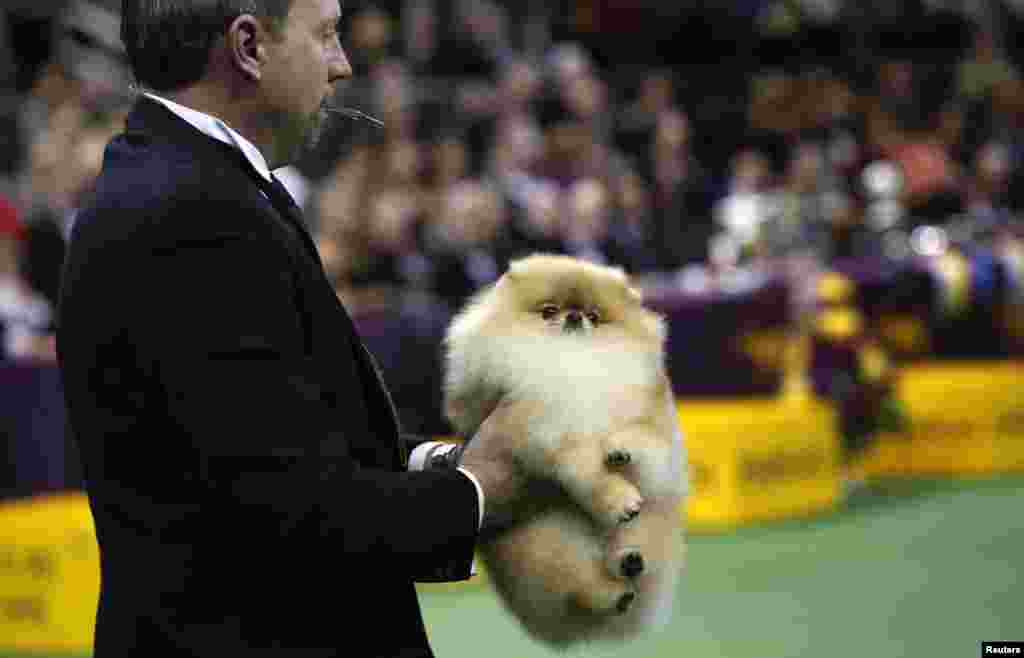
xmin=144 ymin=92 xmax=273 ymax=182
xmin=144 ymin=91 xmax=485 ymax=531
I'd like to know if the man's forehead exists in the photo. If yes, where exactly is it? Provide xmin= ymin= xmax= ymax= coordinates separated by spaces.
xmin=288 ymin=0 xmax=342 ymax=22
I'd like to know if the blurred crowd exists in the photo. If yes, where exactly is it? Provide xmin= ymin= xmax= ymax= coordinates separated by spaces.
xmin=1 ymin=0 xmax=1024 ymax=376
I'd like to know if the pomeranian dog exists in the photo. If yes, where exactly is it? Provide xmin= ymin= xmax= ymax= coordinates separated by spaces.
xmin=443 ymin=254 xmax=687 ymax=648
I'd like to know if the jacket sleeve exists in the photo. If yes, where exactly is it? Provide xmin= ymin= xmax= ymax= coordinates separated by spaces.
xmin=140 ymin=207 xmax=478 ymax=580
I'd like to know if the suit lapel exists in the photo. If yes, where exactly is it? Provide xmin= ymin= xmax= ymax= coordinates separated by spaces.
xmin=257 ymin=173 xmax=407 ymax=469
xmin=253 ymin=174 xmax=325 ymax=268
xmin=260 ymin=173 xmax=407 ymax=468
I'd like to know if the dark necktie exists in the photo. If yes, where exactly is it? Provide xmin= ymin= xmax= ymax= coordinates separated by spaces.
xmin=268 ymin=174 xmax=299 ymax=212
xmin=258 ymin=172 xmax=322 ymax=262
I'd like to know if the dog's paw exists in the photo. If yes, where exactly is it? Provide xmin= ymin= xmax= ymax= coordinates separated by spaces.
xmin=595 ymin=485 xmax=644 ymax=527
xmin=615 ymin=591 xmax=636 ymax=614
xmin=618 ymin=499 xmax=642 ymax=524
xmin=620 ymin=551 xmax=645 ymax=579
xmin=608 ymin=547 xmax=645 ymax=580
xmin=606 ymin=449 xmax=631 ymax=467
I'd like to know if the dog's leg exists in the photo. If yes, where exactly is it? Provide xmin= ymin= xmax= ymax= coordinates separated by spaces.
xmin=606 ymin=498 xmax=683 ymax=580
xmin=483 ymin=509 xmax=639 ymax=626
xmin=599 ymin=420 xmax=685 ymax=579
xmin=546 ymin=434 xmax=645 ymax=528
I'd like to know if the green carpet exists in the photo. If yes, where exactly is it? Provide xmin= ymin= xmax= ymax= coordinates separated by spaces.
xmin=420 ymin=476 xmax=1024 ymax=658
xmin=6 ymin=476 xmax=1022 ymax=658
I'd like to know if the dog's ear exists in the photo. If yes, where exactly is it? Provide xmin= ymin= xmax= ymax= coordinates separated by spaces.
xmin=505 ymin=258 xmax=528 ymax=281
xmin=619 ymin=283 xmax=643 ymax=306
xmin=613 ymin=269 xmax=643 ymax=305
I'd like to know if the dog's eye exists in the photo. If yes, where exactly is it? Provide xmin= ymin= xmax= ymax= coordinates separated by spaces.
xmin=587 ymin=310 xmax=601 ymax=325
xmin=540 ymin=304 xmax=559 ymax=320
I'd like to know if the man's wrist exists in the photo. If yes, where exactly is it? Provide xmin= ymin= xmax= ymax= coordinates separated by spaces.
xmin=408 ymin=442 xmax=483 ymax=530
xmin=408 ymin=441 xmax=462 ymax=471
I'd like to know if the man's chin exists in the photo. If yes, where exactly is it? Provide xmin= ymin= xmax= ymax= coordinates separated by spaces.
xmin=275 ymin=109 xmax=328 ymax=166
xmin=304 ymin=107 xmax=329 ymax=148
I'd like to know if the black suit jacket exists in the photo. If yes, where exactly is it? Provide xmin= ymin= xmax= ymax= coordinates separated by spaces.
xmin=57 ymin=96 xmax=478 ymax=657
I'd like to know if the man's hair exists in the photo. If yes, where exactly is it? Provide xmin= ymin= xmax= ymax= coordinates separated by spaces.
xmin=121 ymin=0 xmax=294 ymax=92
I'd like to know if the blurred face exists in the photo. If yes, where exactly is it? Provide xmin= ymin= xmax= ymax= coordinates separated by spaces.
xmin=565 ymin=74 xmax=606 ymax=119
xmin=789 ymin=144 xmax=823 ymax=191
xmin=350 ymin=6 xmax=392 ymax=54
xmin=565 ymin=178 xmax=609 ymax=241
xmin=525 ymin=184 xmax=560 ymax=235
xmin=260 ymin=0 xmax=352 ymax=164
xmin=733 ymin=149 xmax=771 ymax=191
xmin=502 ymin=61 xmax=540 ymax=106
xmin=977 ymin=142 xmax=1011 ymax=190
xmin=0 ymin=237 xmax=16 ymax=277
xmin=435 ymin=138 xmax=467 ymax=184
xmin=655 ymin=109 xmax=690 ymax=152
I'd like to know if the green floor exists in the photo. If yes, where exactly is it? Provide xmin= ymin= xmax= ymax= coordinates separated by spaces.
xmin=8 ymin=476 xmax=1023 ymax=658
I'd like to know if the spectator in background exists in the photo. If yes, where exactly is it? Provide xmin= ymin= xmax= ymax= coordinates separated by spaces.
xmin=425 ymin=178 xmax=506 ymax=306
xmin=956 ymin=24 xmax=1020 ymax=104
xmin=426 ymin=0 xmax=511 ymax=78
xmin=745 ymin=70 xmax=801 ymax=173
xmin=497 ymin=57 xmax=543 ymax=121
xmin=18 ymin=102 xmax=124 ymax=314
xmin=985 ymin=77 xmax=1024 ymax=212
xmin=646 ymin=107 xmax=716 ymax=269
xmin=345 ymin=3 xmax=395 ymax=75
xmin=487 ymin=111 xmax=544 ymax=207
xmin=714 ymin=146 xmax=775 ymax=254
xmin=562 ymin=176 xmax=613 ymax=265
xmin=615 ymin=68 xmax=677 ymax=166
xmin=499 ymin=177 xmax=565 ymax=262
xmin=965 ymin=140 xmax=1014 ymax=233
xmin=760 ymin=141 xmax=834 ymax=259
xmin=864 ymin=58 xmax=921 ymax=159
xmin=609 ymin=169 xmax=659 ymax=274
xmin=546 ymin=41 xmax=594 ymax=97
xmin=0 ymin=193 xmax=51 ymax=361
xmin=883 ymin=117 xmax=963 ymax=224
xmin=802 ymin=71 xmax=865 ymax=184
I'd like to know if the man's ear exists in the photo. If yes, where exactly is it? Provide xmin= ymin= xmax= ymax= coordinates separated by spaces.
xmin=226 ymin=14 xmax=265 ymax=82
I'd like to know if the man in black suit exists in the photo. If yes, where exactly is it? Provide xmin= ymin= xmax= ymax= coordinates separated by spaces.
xmin=57 ymin=1 xmax=530 ymax=655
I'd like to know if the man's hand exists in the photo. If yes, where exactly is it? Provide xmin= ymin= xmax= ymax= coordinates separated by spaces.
xmin=458 ymin=398 xmax=535 ymax=535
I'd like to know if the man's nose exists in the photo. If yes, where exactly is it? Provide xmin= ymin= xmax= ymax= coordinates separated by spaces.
xmin=329 ymin=46 xmax=353 ymax=83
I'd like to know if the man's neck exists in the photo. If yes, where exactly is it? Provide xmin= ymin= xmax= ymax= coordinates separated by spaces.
xmin=164 ymin=83 xmax=279 ymax=167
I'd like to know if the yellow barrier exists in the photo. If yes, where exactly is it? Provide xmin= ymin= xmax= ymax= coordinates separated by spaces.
xmin=0 ymin=492 xmax=99 ymax=653
xmin=680 ymin=397 xmax=842 ymax=532
xmin=860 ymin=361 xmax=1024 ymax=477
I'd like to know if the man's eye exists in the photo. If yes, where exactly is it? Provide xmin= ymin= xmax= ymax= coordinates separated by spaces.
xmin=587 ymin=310 xmax=601 ymax=325
xmin=540 ymin=305 xmax=559 ymax=320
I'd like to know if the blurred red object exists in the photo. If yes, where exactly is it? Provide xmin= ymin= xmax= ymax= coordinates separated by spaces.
xmin=0 ymin=193 xmax=23 ymax=241
xmin=886 ymin=140 xmax=958 ymax=201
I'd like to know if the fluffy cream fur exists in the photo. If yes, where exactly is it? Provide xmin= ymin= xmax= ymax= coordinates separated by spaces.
xmin=444 ymin=254 xmax=688 ymax=648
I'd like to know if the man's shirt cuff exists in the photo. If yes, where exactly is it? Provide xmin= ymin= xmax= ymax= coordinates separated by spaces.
xmin=408 ymin=442 xmax=484 ymax=530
